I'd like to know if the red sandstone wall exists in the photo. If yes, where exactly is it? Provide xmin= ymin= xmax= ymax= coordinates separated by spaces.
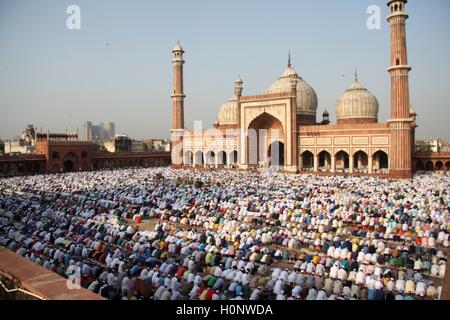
xmin=0 ymin=247 xmax=103 ymax=300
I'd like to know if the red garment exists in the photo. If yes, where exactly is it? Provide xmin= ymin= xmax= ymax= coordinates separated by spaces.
xmin=197 ymin=286 xmax=206 ymax=296
xmin=176 ymin=266 xmax=185 ymax=278
xmin=206 ymin=289 xmax=214 ymax=300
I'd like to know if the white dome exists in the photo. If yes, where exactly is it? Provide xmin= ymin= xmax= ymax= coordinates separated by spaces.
xmin=218 ymin=95 xmax=238 ymax=125
xmin=336 ymin=78 xmax=379 ymax=122
xmin=266 ymin=66 xmax=318 ymax=116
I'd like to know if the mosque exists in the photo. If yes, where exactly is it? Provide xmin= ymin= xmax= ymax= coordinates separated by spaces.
xmin=170 ymin=0 xmax=422 ymax=179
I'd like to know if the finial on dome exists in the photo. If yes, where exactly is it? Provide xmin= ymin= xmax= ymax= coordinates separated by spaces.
xmin=354 ymin=69 xmax=359 ymax=82
xmin=288 ymin=51 xmax=292 ymax=68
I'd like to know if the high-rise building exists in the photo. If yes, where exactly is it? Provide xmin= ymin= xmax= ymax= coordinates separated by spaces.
xmin=85 ymin=121 xmax=116 ymax=144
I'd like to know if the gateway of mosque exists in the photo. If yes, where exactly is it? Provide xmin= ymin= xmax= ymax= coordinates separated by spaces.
xmin=170 ymin=0 xmax=448 ymax=179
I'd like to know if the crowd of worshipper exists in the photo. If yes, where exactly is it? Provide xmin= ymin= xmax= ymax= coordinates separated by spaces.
xmin=0 ymin=167 xmax=449 ymax=300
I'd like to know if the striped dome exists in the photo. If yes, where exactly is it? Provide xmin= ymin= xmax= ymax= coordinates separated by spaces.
xmin=336 ymin=77 xmax=379 ymax=122
xmin=266 ymin=66 xmax=318 ymax=116
xmin=217 ymin=95 xmax=238 ymax=125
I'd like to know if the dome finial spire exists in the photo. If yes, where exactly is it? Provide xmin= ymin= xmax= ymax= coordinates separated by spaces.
xmin=354 ymin=69 xmax=358 ymax=82
xmin=288 ymin=51 xmax=292 ymax=68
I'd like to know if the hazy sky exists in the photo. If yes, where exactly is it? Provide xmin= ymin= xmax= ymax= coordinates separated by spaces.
xmin=0 ymin=0 xmax=449 ymax=141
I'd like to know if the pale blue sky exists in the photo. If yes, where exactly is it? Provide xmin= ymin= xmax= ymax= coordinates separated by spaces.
xmin=0 ymin=0 xmax=449 ymax=140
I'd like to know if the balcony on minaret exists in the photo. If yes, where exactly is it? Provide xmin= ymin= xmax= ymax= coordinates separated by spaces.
xmin=172 ymin=41 xmax=185 ymax=63
xmin=388 ymin=0 xmax=407 ymax=13
xmin=387 ymin=0 xmax=408 ymax=20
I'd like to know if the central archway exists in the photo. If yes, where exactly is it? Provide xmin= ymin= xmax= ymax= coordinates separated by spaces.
xmin=268 ymin=141 xmax=285 ymax=166
xmin=247 ymin=112 xmax=285 ymax=167
xmin=63 ymin=152 xmax=78 ymax=172
xmin=64 ymin=160 xmax=74 ymax=172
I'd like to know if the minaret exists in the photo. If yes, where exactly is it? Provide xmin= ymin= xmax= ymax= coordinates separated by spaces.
xmin=235 ymin=75 xmax=243 ymax=127
xmin=387 ymin=0 xmax=413 ymax=179
xmin=171 ymin=41 xmax=185 ymax=130
xmin=171 ymin=41 xmax=185 ymax=166
xmin=289 ymin=73 xmax=298 ymax=172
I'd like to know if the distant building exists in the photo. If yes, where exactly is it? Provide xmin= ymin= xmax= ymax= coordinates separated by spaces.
xmin=442 ymin=141 xmax=450 ymax=152
xmin=416 ymin=138 xmax=446 ymax=153
xmin=131 ymin=140 xmax=145 ymax=153
xmin=143 ymin=139 xmax=171 ymax=152
xmin=85 ymin=121 xmax=116 ymax=144
xmin=104 ymin=135 xmax=132 ymax=153
xmin=0 ymin=140 xmax=4 ymax=156
xmin=35 ymin=132 xmax=91 ymax=172
xmin=21 ymin=124 xmax=36 ymax=142
xmin=1 ymin=130 xmax=170 ymax=176
xmin=4 ymin=124 xmax=37 ymax=154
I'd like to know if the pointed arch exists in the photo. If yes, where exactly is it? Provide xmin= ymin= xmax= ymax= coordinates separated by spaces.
xmin=301 ymin=150 xmax=314 ymax=170
xmin=184 ymin=150 xmax=193 ymax=165
xmin=317 ymin=150 xmax=331 ymax=171
xmin=247 ymin=112 xmax=285 ymax=167
xmin=372 ymin=150 xmax=389 ymax=172
xmin=335 ymin=150 xmax=350 ymax=171
xmin=217 ymin=151 xmax=227 ymax=166
xmin=206 ymin=151 xmax=216 ymax=166
xmin=415 ymin=161 xmax=425 ymax=171
xmin=194 ymin=151 xmax=204 ymax=166
xmin=425 ymin=161 xmax=434 ymax=171
xmin=353 ymin=150 xmax=369 ymax=172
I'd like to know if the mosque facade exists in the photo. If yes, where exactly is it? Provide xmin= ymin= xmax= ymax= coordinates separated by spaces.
xmin=170 ymin=0 xmax=428 ymax=179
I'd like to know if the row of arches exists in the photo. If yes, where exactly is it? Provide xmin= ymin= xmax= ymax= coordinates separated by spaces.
xmin=184 ymin=150 xmax=238 ymax=167
xmin=93 ymin=158 xmax=170 ymax=170
xmin=415 ymin=160 xmax=450 ymax=172
xmin=0 ymin=162 xmax=43 ymax=177
xmin=300 ymin=150 xmax=389 ymax=174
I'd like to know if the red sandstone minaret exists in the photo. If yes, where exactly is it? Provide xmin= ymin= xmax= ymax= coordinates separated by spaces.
xmin=171 ymin=41 xmax=185 ymax=130
xmin=387 ymin=0 xmax=414 ymax=179
xmin=171 ymin=41 xmax=185 ymax=165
